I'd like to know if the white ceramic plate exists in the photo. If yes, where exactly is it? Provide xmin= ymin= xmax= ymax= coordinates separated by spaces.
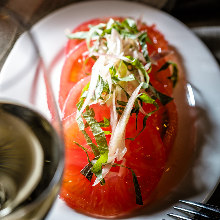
xmin=2 ymin=1 xmax=220 ymax=219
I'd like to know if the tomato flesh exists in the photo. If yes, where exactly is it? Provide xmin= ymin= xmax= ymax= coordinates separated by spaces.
xmin=65 ymin=17 xmax=123 ymax=55
xmin=61 ymin=97 xmax=166 ymax=217
xmin=59 ymin=42 xmax=95 ymax=110
xmin=59 ymin=17 xmax=178 ymax=218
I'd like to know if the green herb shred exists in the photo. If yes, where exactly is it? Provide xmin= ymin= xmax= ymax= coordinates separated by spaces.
xmin=68 ymin=17 xmax=179 ymax=205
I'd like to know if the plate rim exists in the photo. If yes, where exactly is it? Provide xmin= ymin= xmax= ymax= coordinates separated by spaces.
xmin=2 ymin=1 xmax=220 ymax=219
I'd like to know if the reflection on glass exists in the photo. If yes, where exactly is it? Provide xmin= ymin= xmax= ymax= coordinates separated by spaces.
xmin=0 ymin=6 xmax=64 ymax=220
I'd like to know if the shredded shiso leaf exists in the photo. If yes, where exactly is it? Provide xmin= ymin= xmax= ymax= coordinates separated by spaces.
xmin=68 ymin=17 xmax=178 ymax=205
xmin=157 ymin=61 xmax=178 ymax=88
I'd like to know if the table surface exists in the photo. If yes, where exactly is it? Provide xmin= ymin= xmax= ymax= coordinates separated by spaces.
xmin=1 ymin=0 xmax=220 ymax=208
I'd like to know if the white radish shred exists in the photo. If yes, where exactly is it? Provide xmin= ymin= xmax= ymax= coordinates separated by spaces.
xmin=110 ymin=90 xmax=118 ymax=135
xmin=108 ymin=82 xmax=143 ymax=163
xmin=106 ymin=28 xmax=122 ymax=56
xmin=93 ymin=164 xmax=112 ymax=186
xmin=74 ymin=19 xmax=153 ymax=184
xmin=77 ymin=57 xmax=102 ymax=117
xmin=89 ymin=52 xmax=131 ymax=64
xmin=93 ymin=83 xmax=143 ymax=185
xmin=78 ymin=27 xmax=125 ymax=118
xmin=115 ymin=130 xmax=127 ymax=161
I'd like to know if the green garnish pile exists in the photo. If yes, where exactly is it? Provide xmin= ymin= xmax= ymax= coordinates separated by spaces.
xmin=67 ymin=17 xmax=178 ymax=205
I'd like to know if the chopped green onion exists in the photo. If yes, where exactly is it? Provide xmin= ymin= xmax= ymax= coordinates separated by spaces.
xmin=117 ymin=100 xmax=127 ymax=106
xmin=80 ymin=163 xmax=94 ymax=182
xmin=148 ymin=84 xmax=173 ymax=105
xmin=138 ymin=32 xmax=151 ymax=63
xmin=83 ymin=108 xmax=109 ymax=174
xmin=131 ymin=170 xmax=143 ymax=205
xmin=98 ymin=117 xmax=110 ymax=127
xmin=157 ymin=61 xmax=178 ymax=88
xmin=112 ymin=163 xmax=143 ymax=205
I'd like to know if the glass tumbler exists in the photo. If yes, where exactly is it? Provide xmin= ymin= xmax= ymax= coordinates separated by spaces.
xmin=0 ymin=5 xmax=64 ymax=220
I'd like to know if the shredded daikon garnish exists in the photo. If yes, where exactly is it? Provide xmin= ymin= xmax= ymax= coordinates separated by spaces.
xmin=69 ymin=18 xmax=177 ymax=197
xmin=108 ymin=82 xmax=143 ymax=163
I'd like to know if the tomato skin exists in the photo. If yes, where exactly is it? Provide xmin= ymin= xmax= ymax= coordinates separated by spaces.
xmin=162 ymin=101 xmax=178 ymax=154
xmin=66 ymin=17 xmax=123 ymax=55
xmin=66 ymin=18 xmax=107 ymax=55
xmin=60 ymin=76 xmax=167 ymax=217
xmin=60 ymin=18 xmax=174 ymax=110
xmin=61 ymin=76 xmax=90 ymax=119
xmin=60 ymin=102 xmax=166 ymax=217
xmin=59 ymin=42 xmax=95 ymax=110
xmin=140 ymin=24 xmax=169 ymax=54
xmin=59 ymin=17 xmax=178 ymax=218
